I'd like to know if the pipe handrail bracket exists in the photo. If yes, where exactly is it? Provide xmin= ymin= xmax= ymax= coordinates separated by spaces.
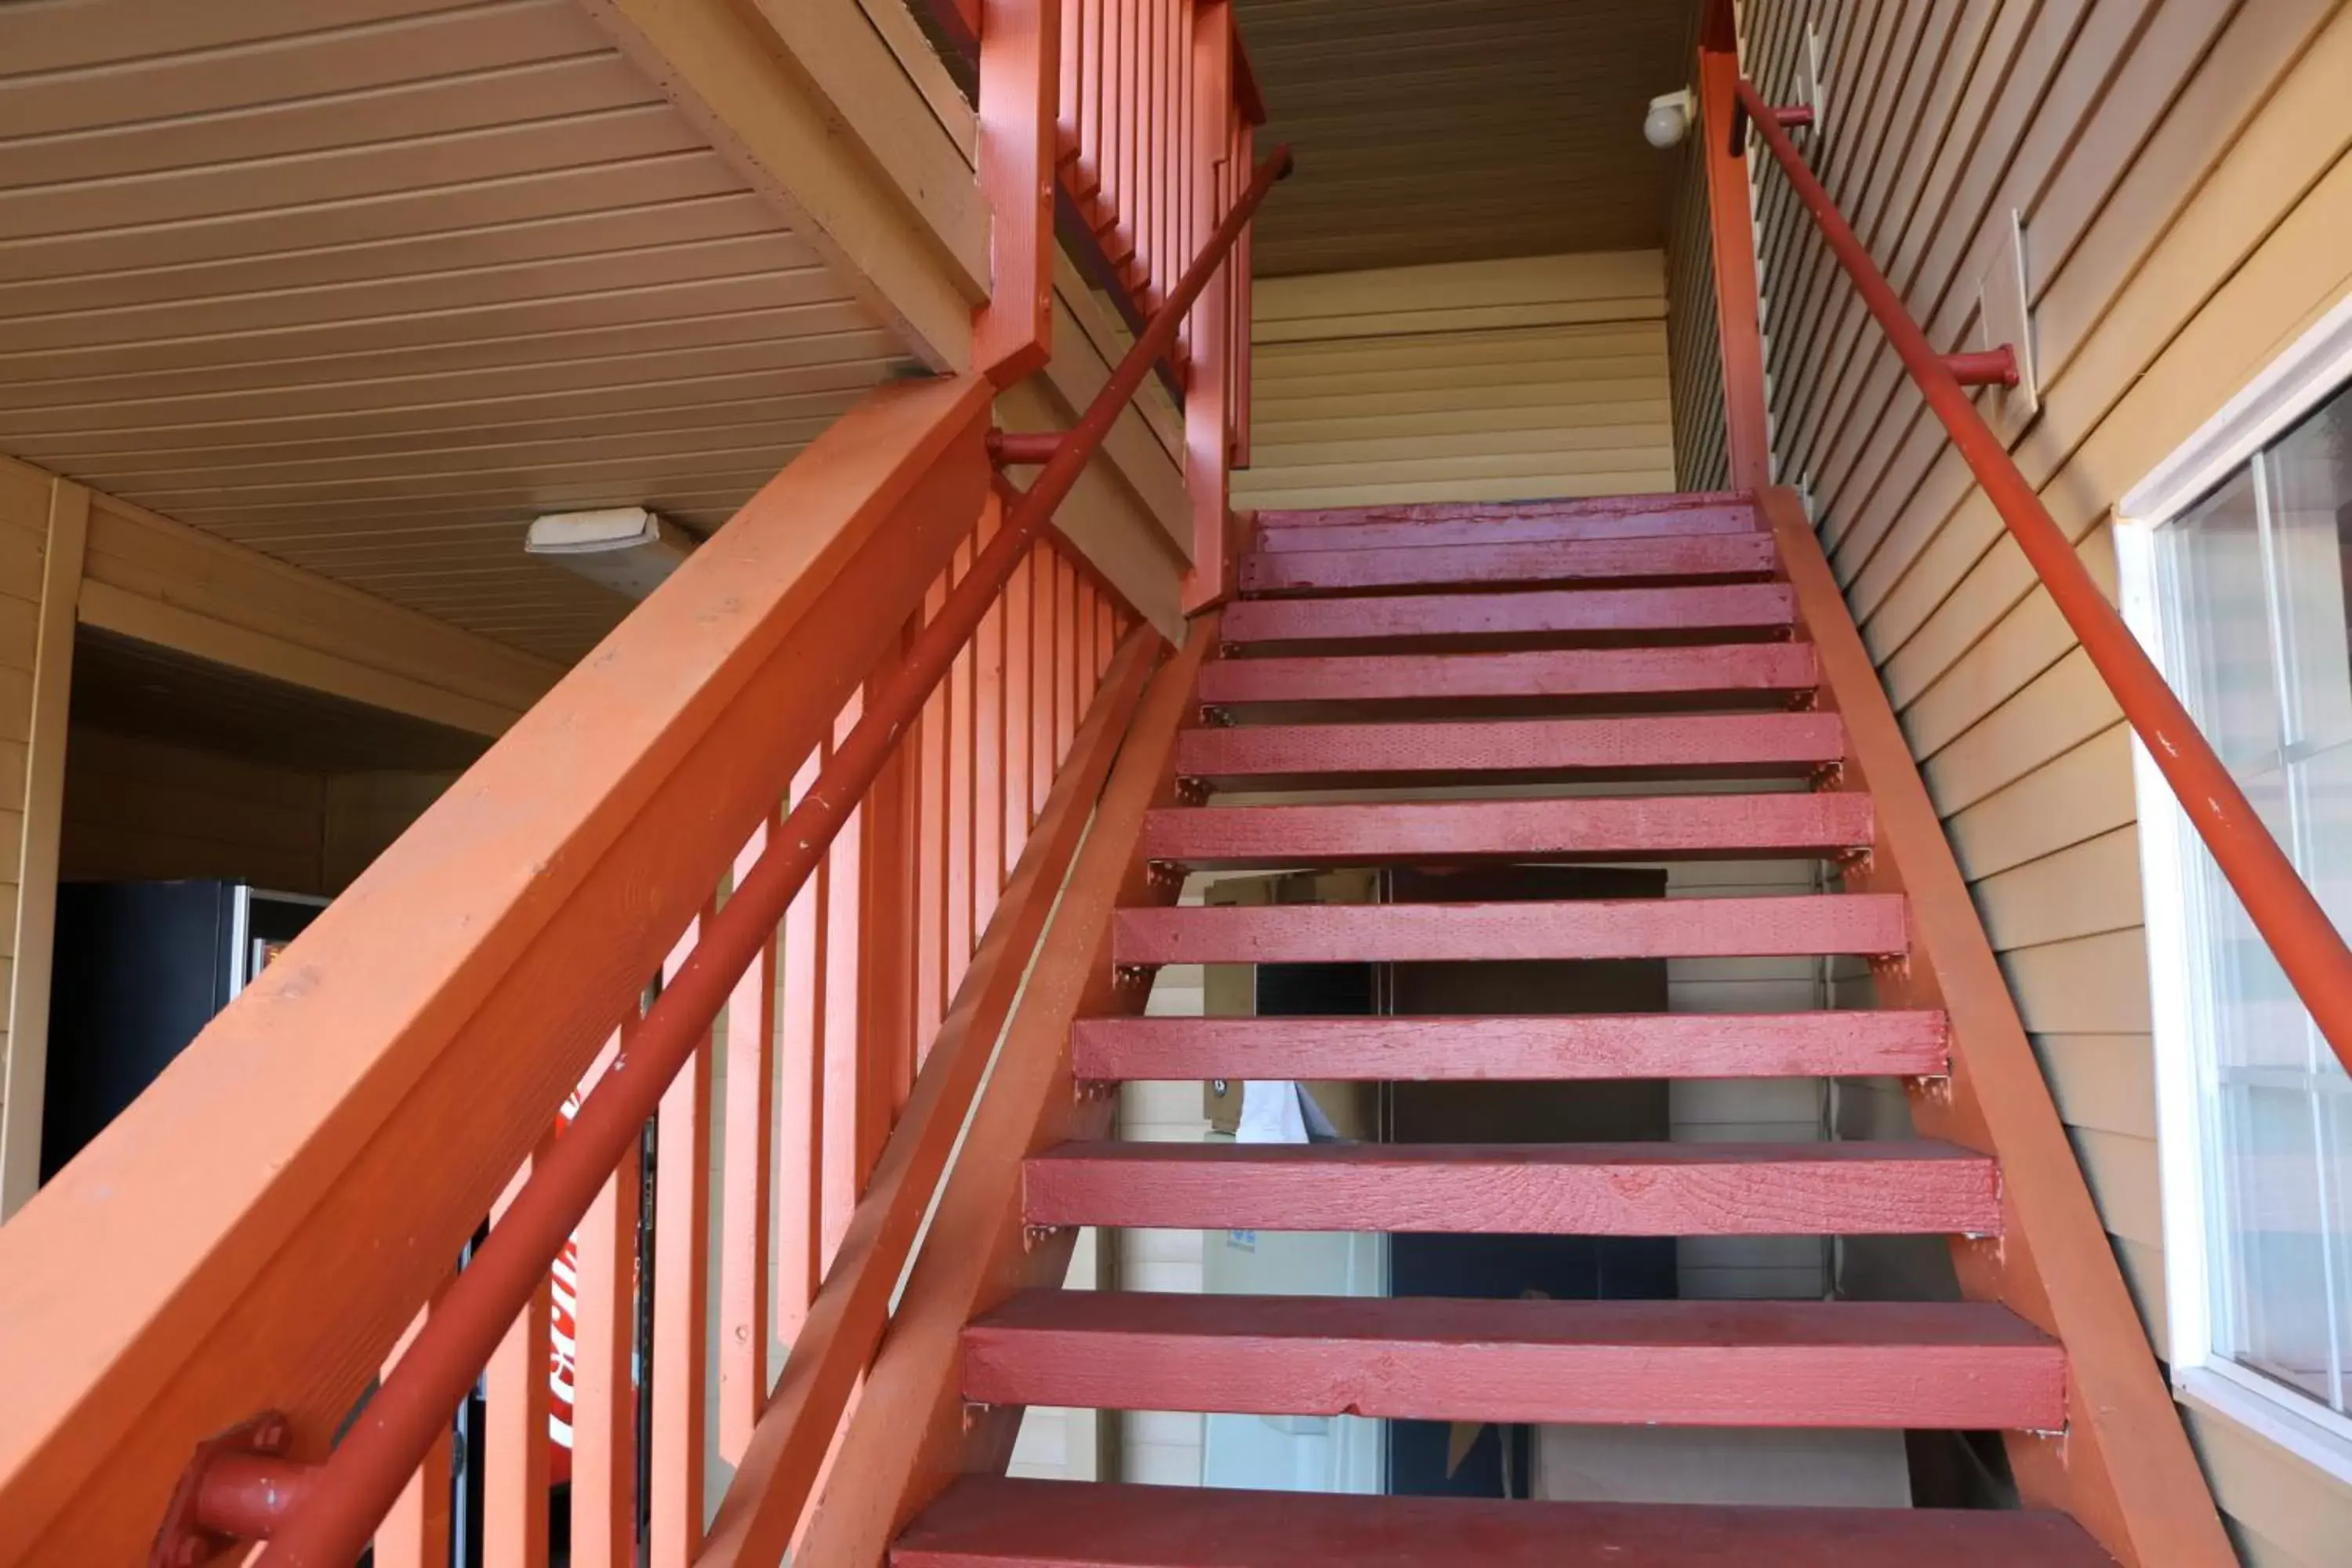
xmin=249 ymin=141 xmax=1289 ymax=1568
xmin=1730 ymin=73 xmax=2352 ymax=1077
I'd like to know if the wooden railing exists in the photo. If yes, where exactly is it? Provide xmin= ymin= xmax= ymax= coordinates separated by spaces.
xmin=953 ymin=0 xmax=1266 ymax=604
xmin=1700 ymin=43 xmax=2352 ymax=1083
xmin=0 ymin=5 xmax=1282 ymax=1564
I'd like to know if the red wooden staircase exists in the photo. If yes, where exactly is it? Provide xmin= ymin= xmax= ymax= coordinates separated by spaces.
xmin=882 ymin=489 xmax=2199 ymax=1566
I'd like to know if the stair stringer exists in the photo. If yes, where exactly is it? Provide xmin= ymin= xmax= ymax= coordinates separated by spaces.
xmin=1762 ymin=486 xmax=2231 ymax=1566
xmin=782 ymin=617 xmax=1220 ymax=1568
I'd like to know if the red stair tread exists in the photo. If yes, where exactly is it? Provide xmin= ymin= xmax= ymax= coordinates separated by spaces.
xmin=1112 ymin=894 xmax=1908 ymax=966
xmin=1141 ymin=793 xmax=1875 ymax=867
xmin=1254 ymin=504 xmax=1759 ymax=552
xmin=1024 ymin=1139 xmax=2002 ymax=1236
xmin=1193 ymin=644 xmax=1817 ymax=709
xmin=894 ymin=1479 xmax=2117 ymax=1566
xmin=1220 ymin=583 xmax=1795 ymax=648
xmin=1240 ymin=532 xmax=1776 ymax=594
xmin=1254 ymin=491 xmax=1751 ymax=529
xmin=960 ymin=1292 xmax=2065 ymax=1429
xmin=1071 ymin=1010 xmax=1949 ymax=1081
xmin=1174 ymin=713 xmax=1846 ymax=786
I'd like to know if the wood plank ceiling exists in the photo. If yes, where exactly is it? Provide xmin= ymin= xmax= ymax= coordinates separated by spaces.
xmin=0 ymin=0 xmax=919 ymax=663
xmin=1234 ymin=0 xmax=1700 ymax=276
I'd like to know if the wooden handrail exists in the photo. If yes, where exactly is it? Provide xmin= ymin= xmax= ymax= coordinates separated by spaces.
xmin=251 ymin=139 xmax=1289 ymax=1568
xmin=1732 ymin=75 xmax=2352 ymax=1080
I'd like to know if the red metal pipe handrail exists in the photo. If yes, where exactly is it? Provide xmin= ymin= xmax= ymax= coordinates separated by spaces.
xmin=253 ymin=141 xmax=1292 ymax=1567
xmin=1734 ymin=75 xmax=2352 ymax=1079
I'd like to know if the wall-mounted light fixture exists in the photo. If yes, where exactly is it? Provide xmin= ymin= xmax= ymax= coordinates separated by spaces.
xmin=1643 ymin=89 xmax=1695 ymax=150
xmin=524 ymin=506 xmax=695 ymax=601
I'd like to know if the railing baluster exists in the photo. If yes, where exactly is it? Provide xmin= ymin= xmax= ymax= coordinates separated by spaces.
xmin=914 ymin=579 xmax=950 ymax=1054
xmin=649 ymin=911 xmax=712 ymax=1568
xmin=776 ymin=750 xmax=826 ymax=1347
xmin=943 ymin=537 xmax=976 ymax=1004
xmin=718 ymin=813 xmax=778 ymax=1465
xmin=485 ymin=1140 xmax=554 ymax=1568
xmin=568 ymin=1033 xmax=638 ymax=1568
xmin=1116 ymin=0 xmax=1141 ymax=273
xmin=1138 ymin=0 xmax=1160 ymax=300
xmin=1030 ymin=546 xmax=1057 ymax=824
xmin=819 ymin=702 xmax=864 ymax=1267
xmin=862 ymin=642 xmax=920 ymax=1139
xmin=1100 ymin=0 xmax=1125 ymax=252
xmin=974 ymin=502 xmax=1007 ymax=931
xmin=1055 ymin=554 xmax=1080 ymax=764
xmin=1002 ymin=535 xmax=1033 ymax=869
xmin=374 ymin=1283 xmax=454 ymax=1568
xmin=1080 ymin=0 xmax=1105 ymax=202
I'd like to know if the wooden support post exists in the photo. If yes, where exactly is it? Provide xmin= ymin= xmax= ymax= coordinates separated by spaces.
xmin=1697 ymin=0 xmax=1771 ymax=491
xmin=0 ymin=477 xmax=86 ymax=1220
xmin=1181 ymin=0 xmax=1236 ymax=610
xmin=975 ymin=0 xmax=1063 ymax=382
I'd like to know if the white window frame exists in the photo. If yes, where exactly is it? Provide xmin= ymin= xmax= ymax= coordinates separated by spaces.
xmin=2115 ymin=288 xmax=2352 ymax=1483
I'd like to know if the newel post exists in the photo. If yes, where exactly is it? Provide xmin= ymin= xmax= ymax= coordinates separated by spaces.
xmin=975 ymin=0 xmax=1063 ymax=383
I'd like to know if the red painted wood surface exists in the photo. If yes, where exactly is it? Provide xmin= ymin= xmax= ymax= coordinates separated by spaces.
xmin=1240 ymin=532 xmax=1776 ymax=593
xmin=893 ymin=1478 xmax=2116 ymax=1567
xmin=1219 ymin=583 xmax=1795 ymax=648
xmin=1193 ymin=644 xmax=1817 ymax=708
xmin=1765 ymin=481 xmax=2236 ymax=1563
xmin=1253 ymin=504 xmax=1759 ymax=554
xmin=1254 ymin=492 xmax=1750 ymax=528
xmin=1024 ymin=1139 xmax=2003 ymax=1236
xmin=961 ymin=1292 xmax=2065 ymax=1429
xmin=1112 ymin=894 xmax=1908 ymax=965
xmin=1173 ymin=713 xmax=1846 ymax=787
xmin=1071 ymin=1010 xmax=1949 ymax=1082
xmin=1141 ymin=793 xmax=1875 ymax=867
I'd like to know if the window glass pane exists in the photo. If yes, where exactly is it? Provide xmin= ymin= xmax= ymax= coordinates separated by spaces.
xmin=2328 ymin=1089 xmax=2352 ymax=1413
xmin=2263 ymin=382 xmax=2352 ymax=752
xmin=2156 ymin=383 xmax=2352 ymax=1425
xmin=2161 ymin=467 xmax=2281 ymax=771
xmin=2213 ymin=1081 xmax=2335 ymax=1405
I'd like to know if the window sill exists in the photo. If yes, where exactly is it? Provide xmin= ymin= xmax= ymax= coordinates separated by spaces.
xmin=2177 ymin=1364 xmax=2352 ymax=1489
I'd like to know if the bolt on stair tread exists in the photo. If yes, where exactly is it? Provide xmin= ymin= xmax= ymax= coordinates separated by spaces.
xmin=1024 ymin=1139 xmax=2002 ymax=1236
xmin=1194 ymin=644 xmax=1817 ymax=706
xmin=1112 ymin=894 xmax=1909 ymax=965
xmin=1220 ymin=582 xmax=1795 ymax=648
xmin=1141 ymin=793 xmax=1875 ymax=867
xmin=959 ymin=1291 xmax=2064 ymax=1429
xmin=894 ymin=1479 xmax=2115 ymax=1566
xmin=1240 ymin=532 xmax=1777 ymax=594
xmin=1174 ymin=713 xmax=1846 ymax=786
xmin=1070 ymin=1010 xmax=1949 ymax=1081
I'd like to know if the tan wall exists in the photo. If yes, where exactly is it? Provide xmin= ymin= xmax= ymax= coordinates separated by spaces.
xmin=1233 ymin=253 xmax=1677 ymax=511
xmin=1740 ymin=2 xmax=2352 ymax=1560
xmin=1666 ymin=122 xmax=1731 ymax=493
xmin=0 ymin=466 xmax=49 ymax=1183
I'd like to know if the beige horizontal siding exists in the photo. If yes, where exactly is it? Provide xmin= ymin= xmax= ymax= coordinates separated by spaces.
xmin=1234 ymin=252 xmax=1677 ymax=511
xmin=1744 ymin=1 xmax=2352 ymax=1557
